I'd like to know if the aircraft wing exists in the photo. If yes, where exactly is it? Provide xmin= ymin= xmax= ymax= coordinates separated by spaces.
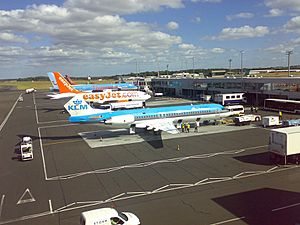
xmin=136 ymin=119 xmax=180 ymax=134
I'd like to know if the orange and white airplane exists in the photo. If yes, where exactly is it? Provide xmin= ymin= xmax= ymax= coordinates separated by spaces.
xmin=48 ymin=72 xmax=151 ymax=104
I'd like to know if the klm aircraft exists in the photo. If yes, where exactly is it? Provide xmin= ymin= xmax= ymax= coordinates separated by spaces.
xmin=48 ymin=72 xmax=138 ymax=92
xmin=64 ymin=95 xmax=234 ymax=134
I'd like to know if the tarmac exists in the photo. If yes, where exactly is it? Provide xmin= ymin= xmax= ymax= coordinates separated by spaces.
xmin=0 ymin=91 xmax=299 ymax=225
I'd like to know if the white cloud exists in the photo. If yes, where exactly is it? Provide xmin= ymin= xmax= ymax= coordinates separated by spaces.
xmin=226 ymin=12 xmax=254 ymax=21
xmin=167 ymin=21 xmax=179 ymax=30
xmin=265 ymin=0 xmax=300 ymax=12
xmin=213 ymin=25 xmax=269 ymax=40
xmin=283 ymin=16 xmax=300 ymax=33
xmin=265 ymin=8 xmax=284 ymax=17
xmin=211 ymin=47 xmax=225 ymax=53
xmin=179 ymin=43 xmax=196 ymax=49
xmin=265 ymin=37 xmax=300 ymax=53
xmin=193 ymin=17 xmax=201 ymax=23
xmin=64 ymin=0 xmax=184 ymax=15
xmin=0 ymin=32 xmax=28 ymax=43
xmin=0 ymin=3 xmax=182 ymax=67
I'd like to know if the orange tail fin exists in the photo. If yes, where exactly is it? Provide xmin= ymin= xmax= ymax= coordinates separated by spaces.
xmin=53 ymin=72 xmax=81 ymax=94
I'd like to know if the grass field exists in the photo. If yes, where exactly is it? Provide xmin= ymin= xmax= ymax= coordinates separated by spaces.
xmin=254 ymin=72 xmax=300 ymax=77
xmin=0 ymin=79 xmax=117 ymax=90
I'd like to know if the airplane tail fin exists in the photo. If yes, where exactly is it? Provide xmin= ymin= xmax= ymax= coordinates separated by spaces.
xmin=65 ymin=75 xmax=76 ymax=85
xmin=50 ymin=72 xmax=81 ymax=94
xmin=64 ymin=95 xmax=99 ymax=116
xmin=47 ymin=72 xmax=59 ymax=90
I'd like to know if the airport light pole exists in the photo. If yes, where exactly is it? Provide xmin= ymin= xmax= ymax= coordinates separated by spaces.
xmin=166 ymin=64 xmax=169 ymax=76
xmin=286 ymin=50 xmax=293 ymax=77
xmin=240 ymin=50 xmax=244 ymax=76
xmin=229 ymin=58 xmax=232 ymax=72
xmin=192 ymin=57 xmax=195 ymax=77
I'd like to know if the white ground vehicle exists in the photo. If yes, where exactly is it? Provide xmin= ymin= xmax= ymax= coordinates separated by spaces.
xmin=269 ymin=126 xmax=300 ymax=164
xmin=109 ymin=101 xmax=145 ymax=110
xmin=95 ymin=101 xmax=145 ymax=110
xmin=214 ymin=93 xmax=245 ymax=105
xmin=262 ymin=116 xmax=281 ymax=128
xmin=25 ymin=88 xmax=36 ymax=94
xmin=234 ymin=114 xmax=261 ymax=126
xmin=80 ymin=208 xmax=140 ymax=225
xmin=225 ymin=105 xmax=244 ymax=116
xmin=20 ymin=137 xmax=33 ymax=161
xmin=154 ymin=92 xmax=163 ymax=97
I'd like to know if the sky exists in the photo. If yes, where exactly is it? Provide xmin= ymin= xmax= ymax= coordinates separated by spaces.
xmin=0 ymin=0 xmax=300 ymax=78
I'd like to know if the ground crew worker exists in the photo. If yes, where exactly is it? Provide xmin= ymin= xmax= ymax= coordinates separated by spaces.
xmin=255 ymin=106 xmax=258 ymax=113
xmin=279 ymin=111 xmax=283 ymax=120
xmin=194 ymin=121 xmax=199 ymax=132
xmin=187 ymin=123 xmax=190 ymax=132
xmin=181 ymin=123 xmax=185 ymax=132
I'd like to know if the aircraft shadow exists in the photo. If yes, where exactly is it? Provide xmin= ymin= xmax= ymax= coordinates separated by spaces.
xmin=233 ymin=152 xmax=274 ymax=166
xmin=212 ymin=188 xmax=300 ymax=225
xmin=81 ymin=128 xmax=164 ymax=149
xmin=234 ymin=152 xmax=299 ymax=166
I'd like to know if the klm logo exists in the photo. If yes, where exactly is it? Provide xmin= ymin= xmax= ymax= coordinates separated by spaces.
xmin=68 ymin=99 xmax=88 ymax=110
xmin=73 ymin=99 xmax=82 ymax=105
xmin=68 ymin=105 xmax=88 ymax=111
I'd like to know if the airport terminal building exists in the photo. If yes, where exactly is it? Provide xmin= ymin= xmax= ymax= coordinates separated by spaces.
xmin=151 ymin=77 xmax=300 ymax=106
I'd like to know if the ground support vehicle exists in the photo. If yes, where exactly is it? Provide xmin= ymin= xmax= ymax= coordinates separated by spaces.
xmin=262 ymin=116 xmax=281 ymax=128
xmin=269 ymin=126 xmax=300 ymax=164
xmin=20 ymin=137 xmax=33 ymax=161
xmin=80 ymin=208 xmax=140 ymax=225
xmin=234 ymin=114 xmax=261 ymax=126
xmin=282 ymin=119 xmax=300 ymax=127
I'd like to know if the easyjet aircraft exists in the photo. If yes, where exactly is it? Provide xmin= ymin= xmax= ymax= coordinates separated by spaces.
xmin=47 ymin=72 xmax=151 ymax=104
xmin=47 ymin=72 xmax=137 ymax=92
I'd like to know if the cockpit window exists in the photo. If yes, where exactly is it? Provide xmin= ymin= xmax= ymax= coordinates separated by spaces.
xmin=118 ymin=212 xmax=128 ymax=221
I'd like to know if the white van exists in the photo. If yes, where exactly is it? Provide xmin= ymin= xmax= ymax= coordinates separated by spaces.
xmin=225 ymin=105 xmax=245 ymax=116
xmin=80 ymin=208 xmax=140 ymax=225
xmin=20 ymin=136 xmax=33 ymax=161
xmin=25 ymin=88 xmax=36 ymax=94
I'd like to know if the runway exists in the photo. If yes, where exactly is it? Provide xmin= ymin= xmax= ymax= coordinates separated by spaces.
xmin=0 ymin=91 xmax=299 ymax=225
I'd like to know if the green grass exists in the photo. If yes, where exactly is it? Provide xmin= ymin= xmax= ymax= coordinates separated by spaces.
xmin=0 ymin=79 xmax=117 ymax=90
xmin=0 ymin=80 xmax=52 ymax=90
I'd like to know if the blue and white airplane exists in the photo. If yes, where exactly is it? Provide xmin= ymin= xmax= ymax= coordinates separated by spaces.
xmin=64 ymin=95 xmax=234 ymax=134
xmin=48 ymin=72 xmax=138 ymax=92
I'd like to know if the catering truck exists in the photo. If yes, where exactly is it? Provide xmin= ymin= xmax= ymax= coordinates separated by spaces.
xmin=80 ymin=208 xmax=140 ymax=225
xmin=269 ymin=126 xmax=300 ymax=164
